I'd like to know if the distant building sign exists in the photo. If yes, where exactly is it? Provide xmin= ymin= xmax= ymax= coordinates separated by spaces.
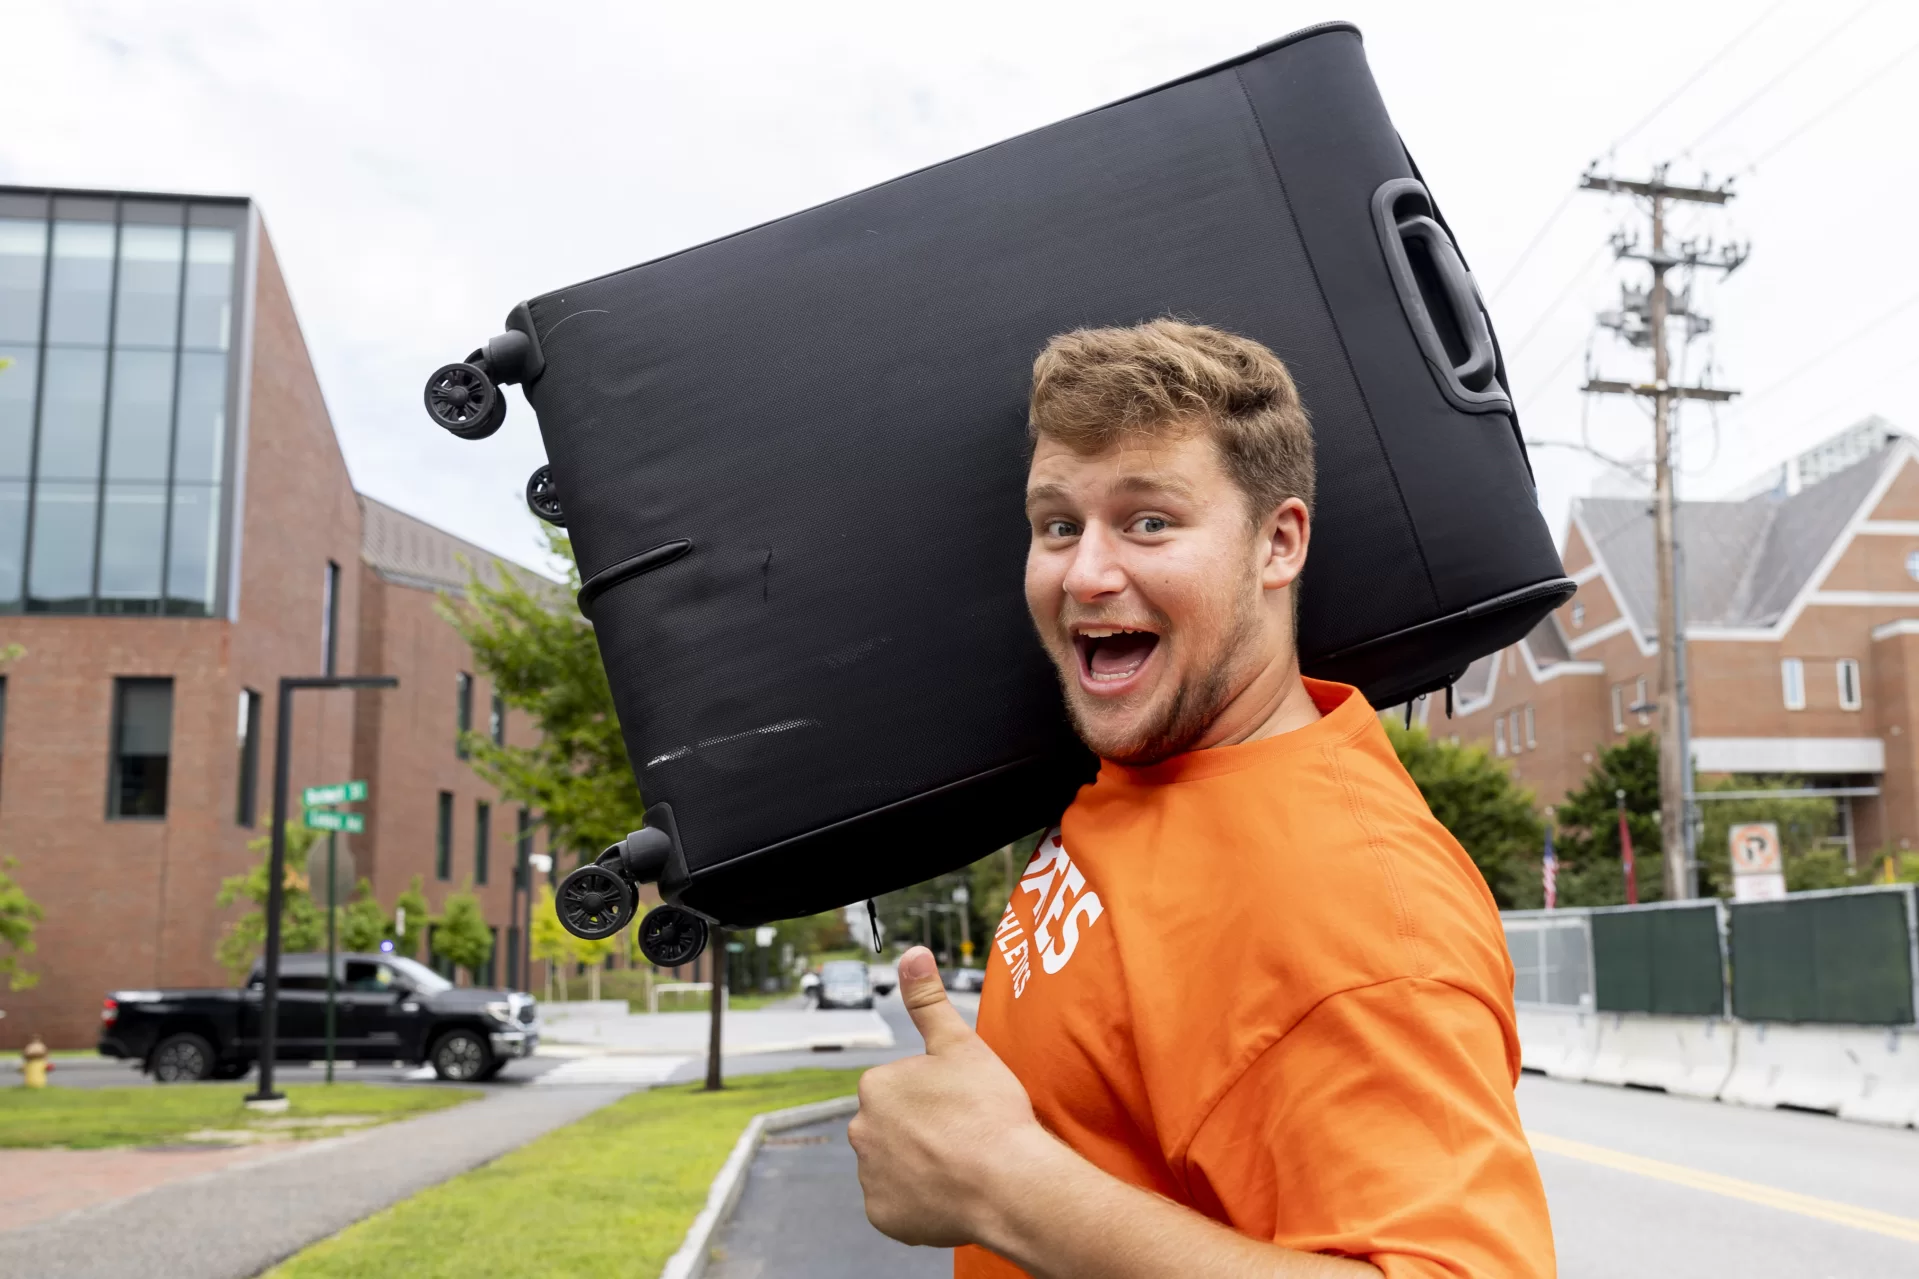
xmin=1730 ymin=822 xmax=1786 ymax=902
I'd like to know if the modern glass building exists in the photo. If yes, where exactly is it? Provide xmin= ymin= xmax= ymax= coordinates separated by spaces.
xmin=0 ymin=187 xmax=250 ymax=617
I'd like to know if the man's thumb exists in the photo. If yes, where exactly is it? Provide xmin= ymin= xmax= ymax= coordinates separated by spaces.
xmin=896 ymin=946 xmax=970 ymax=1053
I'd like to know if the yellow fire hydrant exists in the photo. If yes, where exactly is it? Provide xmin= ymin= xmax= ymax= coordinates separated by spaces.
xmin=22 ymin=1036 xmax=49 ymax=1088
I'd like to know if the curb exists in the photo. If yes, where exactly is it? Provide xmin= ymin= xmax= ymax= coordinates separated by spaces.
xmin=658 ymin=1093 xmax=862 ymax=1279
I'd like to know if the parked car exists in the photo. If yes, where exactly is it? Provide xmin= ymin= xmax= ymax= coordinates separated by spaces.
xmin=817 ymin=960 xmax=875 ymax=1010
xmin=946 ymin=966 xmax=986 ymax=993
xmin=98 ymin=952 xmax=540 ymax=1083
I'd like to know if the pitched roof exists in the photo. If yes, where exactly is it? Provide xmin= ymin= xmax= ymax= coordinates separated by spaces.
xmin=1572 ymin=434 xmax=1903 ymax=638
xmin=357 ymin=494 xmax=562 ymax=599
xmin=1524 ymin=613 xmax=1573 ymax=666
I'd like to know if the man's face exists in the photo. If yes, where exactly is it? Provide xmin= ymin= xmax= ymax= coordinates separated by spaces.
xmin=1023 ymin=427 xmax=1304 ymax=764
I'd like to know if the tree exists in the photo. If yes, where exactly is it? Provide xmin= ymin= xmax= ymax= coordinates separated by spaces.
xmin=1552 ymin=735 xmax=1662 ymax=906
xmin=440 ymin=532 xmax=643 ymax=865
xmin=1694 ymin=777 xmax=1845 ymax=896
xmin=431 ymin=885 xmax=494 ymax=982
xmin=1384 ymin=721 xmax=1544 ymax=908
xmin=215 ymin=824 xmax=328 ymax=979
xmin=530 ymin=882 xmax=574 ymax=1002
xmin=339 ymin=879 xmax=389 ymax=952
xmin=386 ymin=875 xmax=429 ymax=959
xmin=574 ymin=932 xmax=617 ymax=1002
xmin=0 ymin=857 xmax=44 ymax=992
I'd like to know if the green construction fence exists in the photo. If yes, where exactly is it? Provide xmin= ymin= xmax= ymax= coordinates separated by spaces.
xmin=1729 ymin=886 xmax=1917 ymax=1025
xmin=1590 ymin=902 xmax=1726 ymax=1017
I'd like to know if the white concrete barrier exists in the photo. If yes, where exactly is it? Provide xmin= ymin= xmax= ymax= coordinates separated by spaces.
xmin=1514 ymin=1004 xmax=1599 ymax=1080
xmin=1720 ymin=1021 xmax=1919 ymax=1127
xmin=1583 ymin=1013 xmax=1735 ymax=1099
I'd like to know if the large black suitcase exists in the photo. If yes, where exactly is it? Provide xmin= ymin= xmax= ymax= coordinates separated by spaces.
xmin=424 ymin=21 xmax=1571 ymax=952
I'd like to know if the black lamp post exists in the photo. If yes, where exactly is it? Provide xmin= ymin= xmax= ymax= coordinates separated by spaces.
xmin=251 ymin=674 xmax=399 ymax=1103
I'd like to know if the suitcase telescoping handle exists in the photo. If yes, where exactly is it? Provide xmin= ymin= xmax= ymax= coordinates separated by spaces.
xmin=1370 ymin=178 xmax=1510 ymax=414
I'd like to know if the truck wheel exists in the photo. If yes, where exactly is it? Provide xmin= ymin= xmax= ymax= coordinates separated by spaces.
xmin=151 ymin=1033 xmax=215 ymax=1083
xmin=430 ymin=1029 xmax=493 ymax=1082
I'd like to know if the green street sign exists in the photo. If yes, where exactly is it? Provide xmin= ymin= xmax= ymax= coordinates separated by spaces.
xmin=303 ymin=780 xmax=368 ymax=807
xmin=304 ymin=808 xmax=365 ymax=834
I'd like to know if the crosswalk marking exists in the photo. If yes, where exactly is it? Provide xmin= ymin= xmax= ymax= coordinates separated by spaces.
xmin=534 ymin=1056 xmax=693 ymax=1087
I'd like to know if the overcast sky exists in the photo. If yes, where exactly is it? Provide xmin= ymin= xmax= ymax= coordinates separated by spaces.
xmin=4 ymin=0 xmax=1914 ymax=571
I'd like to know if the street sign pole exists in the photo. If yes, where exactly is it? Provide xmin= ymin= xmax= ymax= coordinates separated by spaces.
xmin=253 ymin=676 xmax=398 ymax=1106
xmin=325 ymin=830 xmax=338 ymax=1084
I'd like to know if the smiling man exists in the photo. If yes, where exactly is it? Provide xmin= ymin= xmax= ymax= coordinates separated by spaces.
xmin=849 ymin=320 xmax=1555 ymax=1277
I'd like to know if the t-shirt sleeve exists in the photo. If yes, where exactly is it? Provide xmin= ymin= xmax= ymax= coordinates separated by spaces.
xmin=1179 ymin=978 xmax=1555 ymax=1278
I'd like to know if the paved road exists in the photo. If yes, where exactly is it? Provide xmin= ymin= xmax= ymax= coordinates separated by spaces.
xmin=0 ymin=1079 xmax=631 ymax=1279
xmin=703 ymin=1041 xmax=1919 ymax=1277
xmin=1519 ymin=1074 xmax=1919 ymax=1278
xmin=709 ymin=1114 xmax=951 ymax=1279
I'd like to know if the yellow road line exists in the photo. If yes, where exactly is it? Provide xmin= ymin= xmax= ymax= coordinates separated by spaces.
xmin=1527 ymin=1131 xmax=1919 ymax=1246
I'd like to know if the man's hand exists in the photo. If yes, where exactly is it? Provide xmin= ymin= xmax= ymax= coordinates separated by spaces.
xmin=849 ymin=945 xmax=1047 ymax=1247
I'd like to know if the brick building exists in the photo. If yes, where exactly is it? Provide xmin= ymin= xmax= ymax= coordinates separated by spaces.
xmin=1425 ymin=419 xmax=1919 ymax=863
xmin=0 ymin=184 xmax=554 ymax=1047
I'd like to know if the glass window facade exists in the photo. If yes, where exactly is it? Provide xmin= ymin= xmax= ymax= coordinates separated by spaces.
xmin=0 ymin=190 xmax=247 ymax=616
xmin=475 ymin=800 xmax=490 ymax=885
xmin=235 ymin=687 xmax=260 ymax=826
xmin=435 ymin=790 xmax=454 ymax=881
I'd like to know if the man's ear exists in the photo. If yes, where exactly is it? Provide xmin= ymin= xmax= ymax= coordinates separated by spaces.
xmin=1259 ymin=497 xmax=1309 ymax=592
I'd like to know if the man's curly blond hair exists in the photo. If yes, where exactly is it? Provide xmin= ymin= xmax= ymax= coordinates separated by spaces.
xmin=1028 ymin=319 xmax=1314 ymax=522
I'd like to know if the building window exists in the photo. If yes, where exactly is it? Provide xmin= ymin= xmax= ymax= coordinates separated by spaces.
xmin=1524 ymin=703 xmax=1536 ymax=749
xmin=475 ymin=800 xmax=491 ymax=885
xmin=235 ymin=687 xmax=260 ymax=826
xmin=0 ymin=675 xmax=7 ymax=797
xmin=1634 ymin=676 xmax=1650 ymax=726
xmin=1782 ymin=658 xmax=1805 ymax=711
xmin=483 ymin=926 xmax=499 ymax=987
xmin=1611 ymin=685 xmax=1626 ymax=733
xmin=490 ymin=692 xmax=504 ymax=746
xmin=435 ymin=790 xmax=453 ymax=880
xmin=1508 ymin=709 xmax=1521 ymax=752
xmin=1571 ymin=602 xmax=1585 ymax=628
xmin=1494 ymin=717 xmax=1506 ymax=756
xmin=455 ymin=672 xmax=472 ymax=759
xmin=1907 ymin=549 xmax=1919 ymax=582
xmin=321 ymin=560 xmax=339 ymax=675
xmin=1837 ymin=659 xmax=1862 ymax=711
xmin=0 ymin=193 xmax=245 ymax=618
xmin=109 ymin=676 xmax=172 ymax=818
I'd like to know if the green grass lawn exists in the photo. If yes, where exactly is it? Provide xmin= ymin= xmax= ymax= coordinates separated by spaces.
xmin=0 ymin=1083 xmax=478 ymax=1149
xmin=268 ymin=1069 xmax=864 ymax=1279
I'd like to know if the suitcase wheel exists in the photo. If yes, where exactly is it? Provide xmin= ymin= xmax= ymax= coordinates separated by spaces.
xmin=525 ymin=464 xmax=565 ymax=526
xmin=555 ymin=863 xmax=636 ymax=940
xmin=424 ymin=360 xmax=506 ymax=440
xmin=637 ymin=905 xmax=709 ymax=968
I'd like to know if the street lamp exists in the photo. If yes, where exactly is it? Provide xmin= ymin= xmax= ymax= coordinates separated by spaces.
xmin=251 ymin=675 xmax=399 ymax=1104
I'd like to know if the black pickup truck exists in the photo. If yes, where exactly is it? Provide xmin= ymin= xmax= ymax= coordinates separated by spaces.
xmin=99 ymin=952 xmax=540 ymax=1082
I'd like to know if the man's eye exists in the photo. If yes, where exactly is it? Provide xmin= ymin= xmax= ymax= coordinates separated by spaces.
xmin=1134 ymin=516 xmax=1169 ymax=534
xmin=1041 ymin=519 xmax=1080 ymax=538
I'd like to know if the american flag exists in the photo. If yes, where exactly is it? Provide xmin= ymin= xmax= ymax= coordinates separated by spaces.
xmin=1542 ymin=826 xmax=1558 ymax=910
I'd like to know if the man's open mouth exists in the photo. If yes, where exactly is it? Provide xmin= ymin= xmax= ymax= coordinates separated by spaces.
xmin=1073 ymin=626 xmax=1161 ymax=687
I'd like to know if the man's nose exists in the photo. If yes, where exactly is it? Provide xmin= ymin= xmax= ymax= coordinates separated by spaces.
xmin=1061 ymin=524 xmax=1127 ymax=603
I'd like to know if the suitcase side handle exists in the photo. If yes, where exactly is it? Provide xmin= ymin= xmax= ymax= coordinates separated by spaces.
xmin=1370 ymin=177 xmax=1512 ymax=415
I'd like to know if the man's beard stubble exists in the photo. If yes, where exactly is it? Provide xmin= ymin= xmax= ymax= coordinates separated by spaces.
xmin=1058 ymin=584 xmax=1263 ymax=767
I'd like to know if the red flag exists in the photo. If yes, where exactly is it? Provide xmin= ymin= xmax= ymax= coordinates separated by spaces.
xmin=1617 ymin=790 xmax=1638 ymax=904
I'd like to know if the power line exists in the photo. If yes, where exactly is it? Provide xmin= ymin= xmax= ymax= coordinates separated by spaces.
xmin=1740 ymin=286 xmax=1919 ymax=405
xmin=1684 ymin=0 xmax=1881 ymax=154
xmin=1501 ymin=242 xmax=1613 ymax=363
xmin=1607 ymin=0 xmax=1789 ymax=153
xmin=1743 ymin=34 xmax=1919 ymax=170
xmin=1490 ymin=3 xmax=1787 ymax=306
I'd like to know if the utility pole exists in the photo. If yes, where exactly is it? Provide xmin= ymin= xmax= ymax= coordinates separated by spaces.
xmin=1579 ymin=164 xmax=1746 ymax=901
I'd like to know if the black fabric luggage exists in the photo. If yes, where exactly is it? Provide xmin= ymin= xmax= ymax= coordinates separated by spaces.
xmin=425 ymin=21 xmax=1572 ymax=937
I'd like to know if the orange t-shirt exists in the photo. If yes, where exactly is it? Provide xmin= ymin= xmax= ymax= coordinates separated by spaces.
xmin=957 ymin=679 xmax=1554 ymax=1278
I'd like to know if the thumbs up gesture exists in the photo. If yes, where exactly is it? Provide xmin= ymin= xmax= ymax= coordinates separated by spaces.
xmin=849 ymin=946 xmax=1046 ymax=1248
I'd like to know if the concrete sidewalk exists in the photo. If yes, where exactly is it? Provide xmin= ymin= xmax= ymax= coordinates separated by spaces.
xmin=542 ymin=1006 xmax=895 ymax=1055
xmin=0 ymin=1082 xmax=630 ymax=1279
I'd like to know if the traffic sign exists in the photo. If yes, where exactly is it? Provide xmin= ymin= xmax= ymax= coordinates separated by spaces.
xmin=303 ymin=780 xmax=367 ymax=807
xmin=304 ymin=808 xmax=365 ymax=834
xmin=1730 ymin=822 xmax=1786 ymax=902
